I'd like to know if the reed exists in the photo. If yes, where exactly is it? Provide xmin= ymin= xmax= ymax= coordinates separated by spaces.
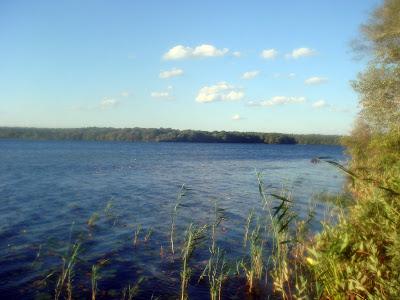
xmin=87 ymin=212 xmax=99 ymax=228
xmin=180 ymin=223 xmax=207 ymax=300
xmin=144 ymin=227 xmax=153 ymax=242
xmin=121 ymin=277 xmax=144 ymax=300
xmin=243 ymin=209 xmax=254 ymax=248
xmin=104 ymin=200 xmax=118 ymax=225
xmin=91 ymin=264 xmax=99 ymax=300
xmin=257 ymin=172 xmax=296 ymax=299
xmin=239 ymin=222 xmax=264 ymax=293
xmin=210 ymin=200 xmax=224 ymax=254
xmin=54 ymin=242 xmax=80 ymax=300
xmin=104 ymin=201 xmax=113 ymax=216
xmin=199 ymin=247 xmax=229 ymax=300
xmin=133 ymin=224 xmax=142 ymax=247
xmin=170 ymin=184 xmax=186 ymax=255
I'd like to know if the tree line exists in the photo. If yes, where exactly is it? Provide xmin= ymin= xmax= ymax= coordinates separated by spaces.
xmin=0 ymin=127 xmax=341 ymax=145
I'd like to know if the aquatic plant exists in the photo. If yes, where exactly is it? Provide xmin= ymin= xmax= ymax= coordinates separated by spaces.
xmin=170 ymin=184 xmax=186 ymax=255
xmin=180 ymin=223 xmax=207 ymax=300
xmin=210 ymin=200 xmax=225 ymax=254
xmin=199 ymin=247 xmax=229 ymax=300
xmin=133 ymin=224 xmax=142 ymax=247
xmin=87 ymin=212 xmax=99 ymax=228
xmin=121 ymin=277 xmax=144 ymax=300
xmin=239 ymin=222 xmax=264 ymax=293
xmin=104 ymin=200 xmax=113 ymax=216
xmin=243 ymin=209 xmax=254 ymax=248
xmin=104 ymin=200 xmax=119 ymax=225
xmin=257 ymin=173 xmax=297 ymax=299
xmin=91 ymin=264 xmax=99 ymax=300
xmin=302 ymin=2 xmax=400 ymax=295
xmin=54 ymin=242 xmax=80 ymax=300
xmin=144 ymin=227 xmax=153 ymax=242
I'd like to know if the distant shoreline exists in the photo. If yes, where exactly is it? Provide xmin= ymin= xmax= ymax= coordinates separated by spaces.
xmin=0 ymin=127 xmax=342 ymax=145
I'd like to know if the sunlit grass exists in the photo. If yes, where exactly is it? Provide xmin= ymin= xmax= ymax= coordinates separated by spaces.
xmin=239 ymin=222 xmax=264 ymax=293
xmin=91 ymin=264 xmax=99 ymax=300
xmin=199 ymin=247 xmax=229 ymax=300
xmin=133 ymin=224 xmax=142 ymax=247
xmin=121 ymin=277 xmax=144 ymax=300
xmin=54 ymin=242 xmax=80 ymax=300
xmin=22 ymin=171 xmax=382 ymax=299
xmin=180 ymin=223 xmax=207 ymax=300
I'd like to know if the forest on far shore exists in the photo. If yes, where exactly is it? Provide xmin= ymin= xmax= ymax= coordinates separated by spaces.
xmin=0 ymin=127 xmax=341 ymax=145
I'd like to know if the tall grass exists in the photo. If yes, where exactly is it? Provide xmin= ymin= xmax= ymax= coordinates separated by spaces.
xmin=91 ymin=264 xmax=99 ymax=300
xmin=87 ymin=212 xmax=99 ymax=228
xmin=180 ymin=223 xmax=207 ymax=300
xmin=243 ymin=209 xmax=254 ymax=248
xmin=133 ymin=224 xmax=141 ymax=247
xmin=144 ymin=227 xmax=153 ymax=243
xmin=121 ymin=277 xmax=144 ymax=300
xmin=257 ymin=172 xmax=297 ymax=299
xmin=31 ymin=171 xmax=378 ymax=299
xmin=54 ymin=242 xmax=80 ymax=300
xmin=210 ymin=200 xmax=224 ymax=254
xmin=239 ymin=222 xmax=264 ymax=293
xmin=200 ymin=247 xmax=229 ymax=300
xmin=170 ymin=184 xmax=186 ymax=256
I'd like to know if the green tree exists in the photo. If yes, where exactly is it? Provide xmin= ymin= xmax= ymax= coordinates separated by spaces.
xmin=345 ymin=0 xmax=400 ymax=194
xmin=306 ymin=1 xmax=400 ymax=298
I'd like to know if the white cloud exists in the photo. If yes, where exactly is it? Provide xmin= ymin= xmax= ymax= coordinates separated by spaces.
xmin=273 ymin=73 xmax=296 ymax=79
xmin=249 ymin=96 xmax=306 ymax=107
xmin=310 ymin=100 xmax=352 ymax=113
xmin=159 ymin=68 xmax=184 ymax=79
xmin=100 ymin=98 xmax=120 ymax=110
xmin=287 ymin=47 xmax=317 ymax=59
xmin=196 ymin=82 xmax=244 ymax=103
xmin=232 ymin=114 xmax=241 ymax=121
xmin=151 ymin=91 xmax=169 ymax=98
xmin=242 ymin=70 xmax=260 ymax=80
xmin=312 ymin=99 xmax=328 ymax=108
xmin=305 ymin=76 xmax=328 ymax=85
xmin=193 ymin=44 xmax=228 ymax=57
xmin=262 ymin=96 xmax=306 ymax=106
xmin=246 ymin=101 xmax=259 ymax=107
xmin=163 ymin=45 xmax=191 ymax=60
xmin=163 ymin=44 xmax=229 ymax=60
xmin=151 ymin=86 xmax=174 ymax=100
xmin=74 ymin=93 xmax=130 ymax=112
xmin=225 ymin=90 xmax=244 ymax=101
xmin=232 ymin=51 xmax=241 ymax=57
xmin=261 ymin=49 xmax=278 ymax=59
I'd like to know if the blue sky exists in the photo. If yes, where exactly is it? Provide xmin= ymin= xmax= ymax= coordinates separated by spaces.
xmin=0 ymin=0 xmax=379 ymax=134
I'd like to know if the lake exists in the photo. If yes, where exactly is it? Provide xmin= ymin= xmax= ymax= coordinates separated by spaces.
xmin=0 ymin=140 xmax=346 ymax=299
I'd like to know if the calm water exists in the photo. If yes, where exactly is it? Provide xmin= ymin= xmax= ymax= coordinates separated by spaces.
xmin=0 ymin=140 xmax=346 ymax=299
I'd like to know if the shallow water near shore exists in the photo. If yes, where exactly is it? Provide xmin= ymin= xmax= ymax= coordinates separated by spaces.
xmin=0 ymin=140 xmax=346 ymax=299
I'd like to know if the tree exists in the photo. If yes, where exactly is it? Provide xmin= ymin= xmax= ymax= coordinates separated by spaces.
xmin=308 ymin=2 xmax=400 ymax=298
xmin=345 ymin=0 xmax=400 ymax=192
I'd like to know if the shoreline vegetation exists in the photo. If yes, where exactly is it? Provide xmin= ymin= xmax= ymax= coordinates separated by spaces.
xmin=3 ymin=0 xmax=400 ymax=298
xmin=299 ymin=0 xmax=400 ymax=298
xmin=0 ymin=127 xmax=341 ymax=145
xmin=24 ymin=173 xmax=348 ymax=300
